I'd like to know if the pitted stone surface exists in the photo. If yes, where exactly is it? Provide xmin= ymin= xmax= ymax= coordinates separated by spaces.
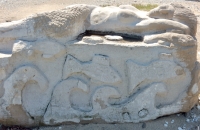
xmin=0 ymin=4 xmax=199 ymax=126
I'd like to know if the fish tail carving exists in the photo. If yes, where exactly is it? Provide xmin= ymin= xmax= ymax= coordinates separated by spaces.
xmin=63 ymin=55 xmax=83 ymax=79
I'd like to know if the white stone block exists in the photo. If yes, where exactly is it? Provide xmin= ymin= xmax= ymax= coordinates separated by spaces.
xmin=0 ymin=4 xmax=198 ymax=126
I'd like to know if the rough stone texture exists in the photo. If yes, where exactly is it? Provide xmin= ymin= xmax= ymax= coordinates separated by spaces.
xmin=0 ymin=4 xmax=199 ymax=126
xmin=148 ymin=4 xmax=175 ymax=20
xmin=148 ymin=4 xmax=197 ymax=36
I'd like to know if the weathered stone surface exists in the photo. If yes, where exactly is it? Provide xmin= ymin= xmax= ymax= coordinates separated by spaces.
xmin=148 ymin=4 xmax=175 ymax=20
xmin=0 ymin=4 xmax=199 ymax=126
xmin=63 ymin=55 xmax=122 ymax=83
xmin=148 ymin=4 xmax=197 ymax=36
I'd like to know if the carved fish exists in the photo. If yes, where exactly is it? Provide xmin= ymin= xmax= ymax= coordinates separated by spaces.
xmin=63 ymin=55 xmax=122 ymax=84
xmin=126 ymin=59 xmax=187 ymax=94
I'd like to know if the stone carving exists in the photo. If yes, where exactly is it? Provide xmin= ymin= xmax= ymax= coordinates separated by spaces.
xmin=2 ymin=66 xmax=48 ymax=104
xmin=88 ymin=5 xmax=191 ymax=36
xmin=32 ymin=40 xmax=66 ymax=59
xmin=43 ymin=83 xmax=120 ymax=124
xmin=43 ymin=78 xmax=90 ymax=124
xmin=12 ymin=40 xmax=66 ymax=59
xmin=148 ymin=4 xmax=175 ymax=20
xmin=0 ymin=5 xmax=97 ymax=46
xmin=148 ymin=4 xmax=197 ymax=36
xmin=144 ymin=33 xmax=196 ymax=47
xmin=0 ymin=66 xmax=48 ymax=125
xmin=43 ymin=82 xmax=170 ymax=124
xmin=0 ymin=3 xmax=199 ymax=126
xmin=119 ymin=83 xmax=167 ymax=122
xmin=126 ymin=59 xmax=188 ymax=94
xmin=63 ymin=55 xmax=122 ymax=84
xmin=0 ymin=4 xmax=196 ymax=46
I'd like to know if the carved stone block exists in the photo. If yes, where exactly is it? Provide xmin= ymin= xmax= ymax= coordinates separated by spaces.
xmin=0 ymin=4 xmax=199 ymax=126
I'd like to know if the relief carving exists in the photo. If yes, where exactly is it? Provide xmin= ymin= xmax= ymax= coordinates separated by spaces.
xmin=0 ymin=66 xmax=48 ymax=118
xmin=126 ymin=58 xmax=186 ymax=94
xmin=63 ymin=54 xmax=122 ymax=84
xmin=0 ymin=3 xmax=198 ymax=126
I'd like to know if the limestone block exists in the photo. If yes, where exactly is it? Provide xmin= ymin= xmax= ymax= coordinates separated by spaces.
xmin=0 ymin=4 xmax=198 ymax=126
